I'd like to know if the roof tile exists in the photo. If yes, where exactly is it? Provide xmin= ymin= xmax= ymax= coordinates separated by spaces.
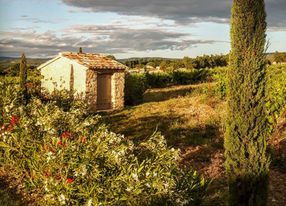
xmin=61 ymin=52 xmax=127 ymax=70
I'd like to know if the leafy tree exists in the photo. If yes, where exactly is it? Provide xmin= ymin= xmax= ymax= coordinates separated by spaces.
xmin=159 ymin=60 xmax=168 ymax=71
xmin=107 ymin=55 xmax=116 ymax=60
xmin=182 ymin=56 xmax=193 ymax=70
xmin=225 ymin=0 xmax=270 ymax=205
xmin=19 ymin=53 xmax=28 ymax=101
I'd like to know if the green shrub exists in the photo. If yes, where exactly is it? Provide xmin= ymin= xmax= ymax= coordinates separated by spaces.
xmin=266 ymin=65 xmax=286 ymax=130
xmin=145 ymin=72 xmax=173 ymax=88
xmin=172 ymin=69 xmax=211 ymax=85
xmin=124 ymin=73 xmax=147 ymax=105
xmin=0 ymin=79 xmax=207 ymax=205
xmin=213 ymin=65 xmax=286 ymax=125
xmin=145 ymin=69 xmax=212 ymax=89
xmin=211 ymin=67 xmax=228 ymax=99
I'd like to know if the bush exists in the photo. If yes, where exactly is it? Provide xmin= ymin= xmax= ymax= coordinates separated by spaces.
xmin=124 ymin=73 xmax=147 ymax=105
xmin=145 ymin=72 xmax=173 ymax=88
xmin=172 ymin=69 xmax=211 ymax=85
xmin=0 ymin=79 xmax=207 ymax=205
xmin=211 ymin=67 xmax=228 ymax=99
xmin=212 ymin=65 xmax=286 ymax=132
xmin=266 ymin=65 xmax=286 ymax=131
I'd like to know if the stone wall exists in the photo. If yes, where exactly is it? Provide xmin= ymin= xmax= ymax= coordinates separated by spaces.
xmin=86 ymin=69 xmax=125 ymax=111
xmin=112 ymin=71 xmax=125 ymax=110
xmin=85 ymin=69 xmax=97 ymax=111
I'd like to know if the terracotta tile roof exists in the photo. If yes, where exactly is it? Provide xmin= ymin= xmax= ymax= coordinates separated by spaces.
xmin=61 ymin=52 xmax=127 ymax=70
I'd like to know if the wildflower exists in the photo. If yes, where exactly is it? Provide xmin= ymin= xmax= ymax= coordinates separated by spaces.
xmin=87 ymin=198 xmax=93 ymax=206
xmin=57 ymin=140 xmax=63 ymax=146
xmin=10 ymin=115 xmax=19 ymax=126
xmin=58 ymin=194 xmax=66 ymax=204
xmin=131 ymin=173 xmax=139 ymax=181
xmin=44 ymin=171 xmax=50 ymax=178
xmin=25 ymin=82 xmax=34 ymax=88
xmin=66 ymin=178 xmax=74 ymax=184
xmin=80 ymin=136 xmax=87 ymax=143
xmin=46 ymin=152 xmax=55 ymax=163
xmin=61 ymin=131 xmax=72 ymax=139
xmin=126 ymin=186 xmax=132 ymax=192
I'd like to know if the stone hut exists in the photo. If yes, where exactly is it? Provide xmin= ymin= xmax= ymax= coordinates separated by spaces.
xmin=38 ymin=52 xmax=127 ymax=111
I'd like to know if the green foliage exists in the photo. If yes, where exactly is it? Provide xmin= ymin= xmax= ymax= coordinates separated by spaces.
xmin=124 ymin=73 xmax=148 ymax=105
xmin=172 ymin=69 xmax=211 ymax=85
xmin=265 ymin=65 xmax=286 ymax=129
xmin=145 ymin=72 xmax=173 ymax=88
xmin=225 ymin=0 xmax=269 ymax=205
xmin=212 ymin=67 xmax=228 ymax=99
xmin=121 ymin=55 xmax=228 ymax=70
xmin=213 ymin=65 xmax=286 ymax=129
xmin=124 ymin=69 xmax=214 ymax=105
xmin=0 ymin=79 xmax=207 ymax=205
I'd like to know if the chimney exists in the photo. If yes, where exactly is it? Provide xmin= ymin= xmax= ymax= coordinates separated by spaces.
xmin=79 ymin=47 xmax=83 ymax=54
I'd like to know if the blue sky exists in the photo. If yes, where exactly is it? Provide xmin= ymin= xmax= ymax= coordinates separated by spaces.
xmin=0 ymin=0 xmax=285 ymax=58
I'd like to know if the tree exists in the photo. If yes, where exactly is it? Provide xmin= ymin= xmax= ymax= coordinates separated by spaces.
xmin=159 ymin=60 xmax=168 ymax=71
xmin=19 ymin=53 xmax=28 ymax=101
xmin=182 ymin=56 xmax=193 ymax=70
xmin=225 ymin=0 xmax=269 ymax=205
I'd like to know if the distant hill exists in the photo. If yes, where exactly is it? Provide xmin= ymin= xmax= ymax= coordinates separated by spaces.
xmin=0 ymin=57 xmax=50 ymax=69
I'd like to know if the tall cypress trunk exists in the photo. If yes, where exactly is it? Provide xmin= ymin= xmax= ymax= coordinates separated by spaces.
xmin=225 ymin=0 xmax=269 ymax=205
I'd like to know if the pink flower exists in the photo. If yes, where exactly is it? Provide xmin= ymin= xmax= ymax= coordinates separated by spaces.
xmin=66 ymin=178 xmax=74 ymax=184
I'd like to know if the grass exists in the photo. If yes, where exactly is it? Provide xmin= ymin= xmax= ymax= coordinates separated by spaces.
xmin=102 ymin=83 xmax=226 ymax=148
xmin=101 ymin=83 xmax=228 ymax=205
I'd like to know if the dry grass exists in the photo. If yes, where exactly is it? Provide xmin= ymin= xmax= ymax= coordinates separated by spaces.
xmin=103 ymin=83 xmax=226 ymax=148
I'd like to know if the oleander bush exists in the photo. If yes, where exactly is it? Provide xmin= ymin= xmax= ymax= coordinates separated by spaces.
xmin=0 ymin=78 xmax=207 ymax=205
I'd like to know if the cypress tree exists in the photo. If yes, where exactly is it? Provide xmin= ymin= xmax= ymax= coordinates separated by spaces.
xmin=19 ymin=53 xmax=28 ymax=101
xmin=225 ymin=0 xmax=270 ymax=205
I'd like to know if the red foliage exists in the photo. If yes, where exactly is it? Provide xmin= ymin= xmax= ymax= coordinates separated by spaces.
xmin=57 ymin=140 xmax=63 ymax=146
xmin=66 ymin=178 xmax=74 ymax=184
xmin=10 ymin=115 xmax=20 ymax=126
xmin=80 ymin=136 xmax=87 ymax=144
xmin=61 ymin=131 xmax=72 ymax=139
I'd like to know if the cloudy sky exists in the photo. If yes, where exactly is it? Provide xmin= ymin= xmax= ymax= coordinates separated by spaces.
xmin=0 ymin=0 xmax=285 ymax=58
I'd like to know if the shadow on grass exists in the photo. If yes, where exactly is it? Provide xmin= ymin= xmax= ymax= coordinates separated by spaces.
xmin=0 ymin=176 xmax=27 ymax=206
xmin=102 ymin=112 xmax=221 ymax=148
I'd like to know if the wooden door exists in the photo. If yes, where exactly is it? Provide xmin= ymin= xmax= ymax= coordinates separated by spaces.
xmin=97 ymin=74 xmax=112 ymax=110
